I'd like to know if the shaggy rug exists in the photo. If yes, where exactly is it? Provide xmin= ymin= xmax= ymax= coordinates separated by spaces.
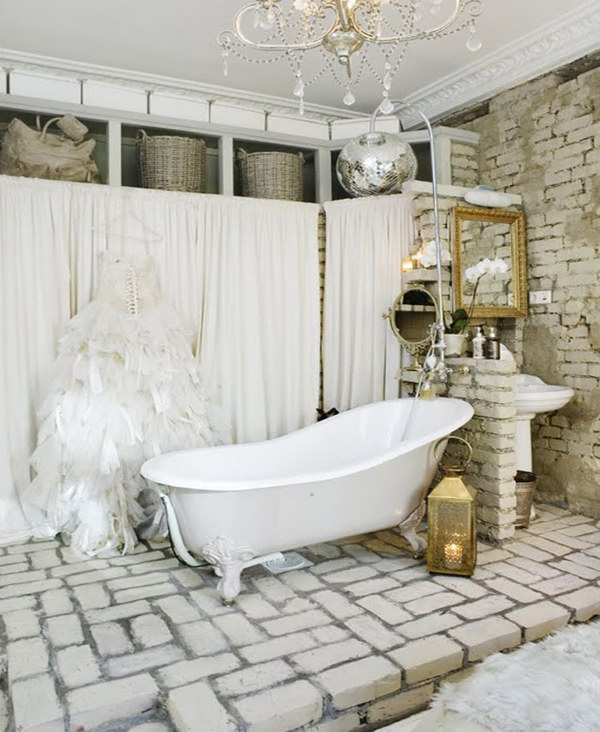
xmin=415 ymin=621 xmax=600 ymax=732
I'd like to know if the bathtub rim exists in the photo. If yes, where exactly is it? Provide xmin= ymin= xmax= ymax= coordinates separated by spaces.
xmin=142 ymin=397 xmax=474 ymax=492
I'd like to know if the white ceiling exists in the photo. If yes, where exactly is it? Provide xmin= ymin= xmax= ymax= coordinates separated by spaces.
xmin=0 ymin=0 xmax=593 ymax=113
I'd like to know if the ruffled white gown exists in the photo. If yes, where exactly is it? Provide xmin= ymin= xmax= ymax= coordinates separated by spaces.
xmin=24 ymin=252 xmax=222 ymax=556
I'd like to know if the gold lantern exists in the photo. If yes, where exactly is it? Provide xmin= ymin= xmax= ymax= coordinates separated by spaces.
xmin=427 ymin=436 xmax=477 ymax=577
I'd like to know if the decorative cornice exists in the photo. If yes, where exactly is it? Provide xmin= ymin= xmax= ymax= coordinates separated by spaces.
xmin=0 ymin=48 xmax=362 ymax=122
xmin=2 ymin=2 xmax=599 ymax=128
xmin=402 ymin=0 xmax=600 ymax=127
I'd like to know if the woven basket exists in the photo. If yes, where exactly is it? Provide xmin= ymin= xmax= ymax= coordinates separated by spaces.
xmin=237 ymin=149 xmax=303 ymax=201
xmin=515 ymin=471 xmax=538 ymax=528
xmin=137 ymin=131 xmax=206 ymax=193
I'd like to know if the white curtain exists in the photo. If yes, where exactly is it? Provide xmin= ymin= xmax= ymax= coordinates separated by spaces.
xmin=323 ymin=194 xmax=415 ymax=411
xmin=0 ymin=176 xmax=320 ymax=546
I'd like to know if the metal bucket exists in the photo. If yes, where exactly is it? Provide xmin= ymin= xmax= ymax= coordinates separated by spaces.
xmin=515 ymin=471 xmax=537 ymax=528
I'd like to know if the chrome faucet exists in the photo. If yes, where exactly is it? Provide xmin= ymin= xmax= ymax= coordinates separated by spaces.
xmin=418 ymin=323 xmax=470 ymax=397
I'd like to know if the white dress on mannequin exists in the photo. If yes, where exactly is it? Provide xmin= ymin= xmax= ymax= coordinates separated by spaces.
xmin=23 ymin=252 xmax=222 ymax=556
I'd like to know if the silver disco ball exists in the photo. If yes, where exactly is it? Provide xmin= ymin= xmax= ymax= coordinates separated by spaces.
xmin=336 ymin=132 xmax=418 ymax=197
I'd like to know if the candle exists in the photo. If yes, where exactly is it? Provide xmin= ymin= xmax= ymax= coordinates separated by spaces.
xmin=401 ymin=257 xmax=415 ymax=271
xmin=444 ymin=542 xmax=464 ymax=569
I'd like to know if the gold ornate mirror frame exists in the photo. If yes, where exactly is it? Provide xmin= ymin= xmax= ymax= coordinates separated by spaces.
xmin=452 ymin=206 xmax=528 ymax=318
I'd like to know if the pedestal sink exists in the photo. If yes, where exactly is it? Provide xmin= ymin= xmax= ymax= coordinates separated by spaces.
xmin=515 ymin=374 xmax=575 ymax=471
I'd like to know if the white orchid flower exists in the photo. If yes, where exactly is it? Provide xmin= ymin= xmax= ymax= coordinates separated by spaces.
xmin=465 ymin=257 xmax=508 ymax=283
xmin=419 ymin=240 xmax=451 ymax=268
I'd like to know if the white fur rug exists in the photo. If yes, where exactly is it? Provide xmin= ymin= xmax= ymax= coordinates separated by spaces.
xmin=416 ymin=621 xmax=600 ymax=732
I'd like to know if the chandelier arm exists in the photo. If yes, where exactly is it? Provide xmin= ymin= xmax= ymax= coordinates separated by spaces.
xmin=370 ymin=99 xmax=445 ymax=347
xmin=356 ymin=0 xmax=483 ymax=44
xmin=354 ymin=0 xmax=465 ymax=44
xmin=218 ymin=3 xmax=339 ymax=52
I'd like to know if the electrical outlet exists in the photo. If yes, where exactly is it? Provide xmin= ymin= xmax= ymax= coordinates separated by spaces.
xmin=529 ymin=290 xmax=552 ymax=305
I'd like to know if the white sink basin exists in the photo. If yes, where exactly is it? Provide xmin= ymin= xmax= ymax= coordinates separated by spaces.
xmin=515 ymin=374 xmax=574 ymax=417
xmin=515 ymin=374 xmax=574 ymax=473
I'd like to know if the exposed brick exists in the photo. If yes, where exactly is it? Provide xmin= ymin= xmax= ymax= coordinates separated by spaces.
xmin=156 ymin=595 xmax=201 ymax=624
xmin=176 ymin=620 xmax=229 ymax=655
xmin=389 ymin=636 xmax=464 ymax=683
xmin=8 ymin=636 xmax=49 ymax=681
xmin=312 ymin=590 xmax=363 ymax=619
xmin=57 ymin=644 xmax=101 ymax=687
xmin=233 ymin=680 xmax=322 ymax=731
xmin=291 ymin=638 xmax=370 ymax=673
xmin=131 ymin=614 xmax=173 ymax=648
xmin=106 ymin=644 xmax=185 ymax=677
xmin=262 ymin=610 xmax=330 ymax=636
xmin=215 ymin=659 xmax=295 ymax=697
xmin=168 ymin=681 xmax=237 ymax=731
xmin=45 ymin=614 xmax=84 ymax=647
xmin=159 ymin=653 xmax=241 ymax=689
xmin=317 ymin=656 xmax=401 ymax=710
xmin=555 ymin=586 xmax=600 ymax=621
xmin=12 ymin=674 xmax=63 ymax=731
xmin=68 ymin=673 xmax=159 ymax=729
xmin=449 ymin=617 xmax=521 ymax=661
xmin=240 ymin=632 xmax=317 ymax=664
xmin=506 ymin=601 xmax=570 ymax=640
xmin=91 ymin=622 xmax=134 ymax=656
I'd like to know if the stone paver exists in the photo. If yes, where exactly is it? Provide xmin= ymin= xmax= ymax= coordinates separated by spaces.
xmin=449 ymin=616 xmax=521 ymax=661
xmin=1 ymin=506 xmax=600 ymax=730
xmin=555 ymin=585 xmax=600 ymax=621
xmin=233 ymin=680 xmax=322 ymax=731
xmin=389 ymin=636 xmax=463 ymax=683
xmin=506 ymin=601 xmax=570 ymax=640
xmin=168 ymin=681 xmax=236 ymax=731
xmin=68 ymin=674 xmax=159 ymax=729
xmin=318 ymin=656 xmax=402 ymax=710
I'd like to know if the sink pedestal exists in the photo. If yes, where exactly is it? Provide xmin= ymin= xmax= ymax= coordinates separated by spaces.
xmin=515 ymin=413 xmax=535 ymax=472
xmin=515 ymin=375 xmax=574 ymax=473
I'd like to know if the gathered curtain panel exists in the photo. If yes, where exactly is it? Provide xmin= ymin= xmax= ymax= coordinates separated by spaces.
xmin=0 ymin=176 xmax=320 ymax=547
xmin=322 ymin=194 xmax=415 ymax=411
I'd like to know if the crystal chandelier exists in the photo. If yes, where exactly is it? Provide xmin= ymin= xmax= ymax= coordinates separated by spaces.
xmin=218 ymin=0 xmax=484 ymax=113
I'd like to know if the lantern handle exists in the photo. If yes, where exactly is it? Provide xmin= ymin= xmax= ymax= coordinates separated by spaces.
xmin=434 ymin=435 xmax=473 ymax=469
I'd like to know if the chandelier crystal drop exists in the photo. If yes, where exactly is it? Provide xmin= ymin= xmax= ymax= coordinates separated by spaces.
xmin=218 ymin=0 xmax=484 ymax=112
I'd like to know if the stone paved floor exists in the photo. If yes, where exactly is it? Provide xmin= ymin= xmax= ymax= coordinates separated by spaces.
xmin=3 ymin=504 xmax=600 ymax=731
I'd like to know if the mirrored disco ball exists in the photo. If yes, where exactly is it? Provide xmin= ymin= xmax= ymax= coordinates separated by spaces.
xmin=336 ymin=132 xmax=418 ymax=197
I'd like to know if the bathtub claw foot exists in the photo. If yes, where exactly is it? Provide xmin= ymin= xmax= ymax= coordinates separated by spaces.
xmin=202 ymin=536 xmax=256 ymax=604
xmin=398 ymin=501 xmax=427 ymax=557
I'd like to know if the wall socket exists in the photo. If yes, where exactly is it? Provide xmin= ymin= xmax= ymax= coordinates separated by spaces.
xmin=529 ymin=290 xmax=552 ymax=305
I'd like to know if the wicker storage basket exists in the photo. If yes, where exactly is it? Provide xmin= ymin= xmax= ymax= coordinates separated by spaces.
xmin=515 ymin=471 xmax=538 ymax=528
xmin=137 ymin=131 xmax=206 ymax=193
xmin=237 ymin=149 xmax=303 ymax=201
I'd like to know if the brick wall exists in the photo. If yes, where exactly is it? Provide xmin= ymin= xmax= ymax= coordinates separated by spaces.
xmin=401 ymin=358 xmax=518 ymax=543
xmin=451 ymin=142 xmax=479 ymax=188
xmin=462 ymin=65 xmax=600 ymax=517
xmin=447 ymin=358 xmax=518 ymax=542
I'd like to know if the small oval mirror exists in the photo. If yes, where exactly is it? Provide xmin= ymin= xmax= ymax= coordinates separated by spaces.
xmin=389 ymin=286 xmax=439 ymax=346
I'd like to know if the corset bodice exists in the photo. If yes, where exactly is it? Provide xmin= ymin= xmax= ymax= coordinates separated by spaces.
xmin=95 ymin=252 xmax=161 ymax=314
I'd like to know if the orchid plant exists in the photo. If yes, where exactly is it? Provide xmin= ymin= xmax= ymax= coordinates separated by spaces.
xmin=446 ymin=257 xmax=509 ymax=334
xmin=419 ymin=240 xmax=452 ymax=269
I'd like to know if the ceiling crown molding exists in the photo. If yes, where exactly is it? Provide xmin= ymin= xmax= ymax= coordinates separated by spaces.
xmin=0 ymin=48 xmax=363 ymax=122
xmin=402 ymin=0 xmax=600 ymax=127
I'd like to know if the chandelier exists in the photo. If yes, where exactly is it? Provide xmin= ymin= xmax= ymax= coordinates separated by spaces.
xmin=218 ymin=0 xmax=484 ymax=112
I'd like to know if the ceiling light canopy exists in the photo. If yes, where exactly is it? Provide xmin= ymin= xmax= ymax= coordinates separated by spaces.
xmin=218 ymin=0 xmax=484 ymax=112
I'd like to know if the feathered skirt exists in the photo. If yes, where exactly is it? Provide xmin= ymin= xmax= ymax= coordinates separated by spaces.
xmin=23 ymin=301 xmax=222 ymax=556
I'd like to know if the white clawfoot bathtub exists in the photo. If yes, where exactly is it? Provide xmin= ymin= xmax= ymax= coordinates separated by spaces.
xmin=141 ymin=397 xmax=473 ymax=602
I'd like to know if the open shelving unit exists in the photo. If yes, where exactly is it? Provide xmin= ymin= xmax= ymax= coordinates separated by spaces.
xmin=0 ymin=90 xmax=479 ymax=204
